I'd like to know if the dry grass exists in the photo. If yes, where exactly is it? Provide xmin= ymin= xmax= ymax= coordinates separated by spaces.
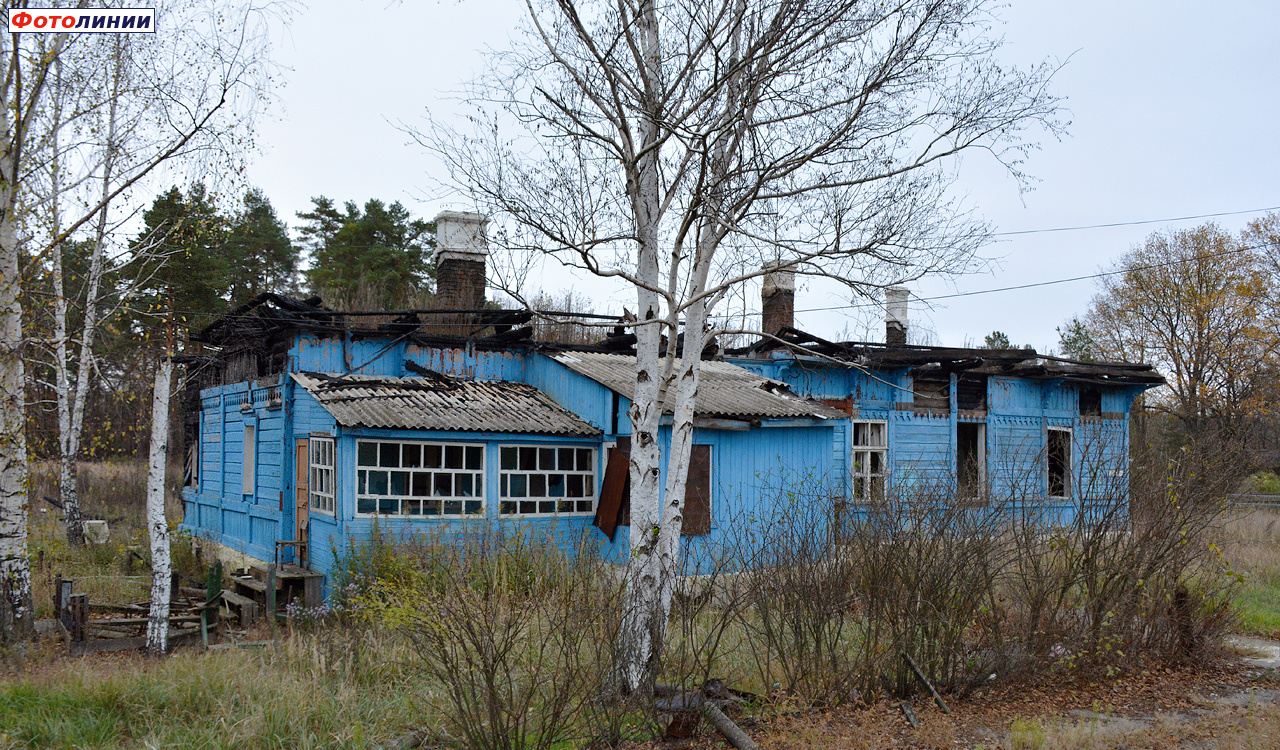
xmin=1221 ymin=508 xmax=1280 ymax=637
xmin=27 ymin=461 xmax=191 ymax=619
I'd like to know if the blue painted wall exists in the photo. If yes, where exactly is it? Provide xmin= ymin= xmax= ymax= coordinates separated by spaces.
xmin=184 ymin=332 xmax=1151 ymax=598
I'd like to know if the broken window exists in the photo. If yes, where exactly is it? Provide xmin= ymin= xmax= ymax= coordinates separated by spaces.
xmin=594 ymin=441 xmax=631 ymax=541
xmin=1047 ymin=428 xmax=1071 ymax=498
xmin=309 ymin=437 xmax=335 ymax=515
xmin=957 ymin=373 xmax=987 ymax=411
xmin=956 ymin=423 xmax=985 ymax=503
xmin=1080 ymin=387 xmax=1102 ymax=417
xmin=852 ymin=420 xmax=887 ymax=503
xmin=356 ymin=439 xmax=484 ymax=516
xmin=500 ymin=445 xmax=597 ymax=516
xmin=593 ymin=438 xmax=711 ymax=537
xmin=913 ymin=370 xmax=950 ymax=412
xmin=184 ymin=438 xmax=199 ymax=491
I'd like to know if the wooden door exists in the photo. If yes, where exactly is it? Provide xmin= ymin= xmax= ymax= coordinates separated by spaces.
xmin=294 ymin=438 xmax=309 ymax=567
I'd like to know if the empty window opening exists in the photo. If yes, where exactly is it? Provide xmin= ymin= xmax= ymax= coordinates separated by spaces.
xmin=1047 ymin=428 xmax=1071 ymax=498
xmin=957 ymin=373 xmax=987 ymax=411
xmin=957 ymin=423 xmax=985 ymax=501
xmin=1080 ymin=387 xmax=1102 ymax=417
xmin=913 ymin=370 xmax=950 ymax=412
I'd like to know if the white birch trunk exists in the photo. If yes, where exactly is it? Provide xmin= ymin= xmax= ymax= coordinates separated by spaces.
xmin=0 ymin=181 xmax=32 ymax=643
xmin=58 ymin=38 xmax=125 ymax=547
xmin=612 ymin=0 xmax=674 ymax=695
xmin=0 ymin=31 xmax=36 ymax=642
xmin=45 ymin=57 xmax=85 ymax=547
xmin=145 ymin=357 xmax=173 ymax=656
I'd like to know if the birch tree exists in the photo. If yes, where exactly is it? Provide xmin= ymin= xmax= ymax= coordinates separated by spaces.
xmin=1 ymin=0 xmax=282 ymax=641
xmin=144 ymin=355 xmax=174 ymax=655
xmin=27 ymin=2 xmax=281 ymax=548
xmin=421 ymin=0 xmax=1063 ymax=691
xmin=0 ymin=20 xmax=71 ymax=644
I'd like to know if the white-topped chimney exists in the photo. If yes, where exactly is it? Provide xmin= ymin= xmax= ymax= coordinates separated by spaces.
xmin=433 ymin=211 xmax=489 ymax=310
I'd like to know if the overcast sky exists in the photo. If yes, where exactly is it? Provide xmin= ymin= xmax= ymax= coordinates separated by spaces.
xmin=244 ymin=0 xmax=1280 ymax=352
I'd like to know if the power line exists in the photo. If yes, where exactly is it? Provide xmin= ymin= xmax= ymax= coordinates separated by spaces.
xmin=710 ymin=240 xmax=1273 ymax=319
xmin=992 ymin=205 xmax=1280 ymax=236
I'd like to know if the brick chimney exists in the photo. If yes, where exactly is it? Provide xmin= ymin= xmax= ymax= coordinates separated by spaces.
xmin=433 ymin=211 xmax=489 ymax=310
xmin=761 ymin=261 xmax=795 ymax=336
xmin=885 ymin=286 xmax=908 ymax=345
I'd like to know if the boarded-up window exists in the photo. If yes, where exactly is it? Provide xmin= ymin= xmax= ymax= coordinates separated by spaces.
xmin=242 ymin=423 xmax=256 ymax=496
xmin=682 ymin=445 xmax=712 ymax=536
xmin=913 ymin=371 xmax=950 ymax=411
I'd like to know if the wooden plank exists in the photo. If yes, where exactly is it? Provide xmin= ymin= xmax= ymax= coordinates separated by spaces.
xmin=303 ymin=575 xmax=322 ymax=610
xmin=68 ymin=593 xmax=88 ymax=643
xmin=295 ymin=438 xmax=309 ymax=567
xmin=91 ymin=615 xmax=203 ymax=627
xmin=221 ymin=588 xmax=260 ymax=627
xmin=266 ymin=565 xmax=277 ymax=629
xmin=593 ymin=446 xmax=630 ymax=542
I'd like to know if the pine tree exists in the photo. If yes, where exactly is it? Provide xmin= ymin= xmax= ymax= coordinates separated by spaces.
xmin=225 ymin=188 xmax=297 ymax=302
xmin=299 ymin=196 xmax=434 ymax=309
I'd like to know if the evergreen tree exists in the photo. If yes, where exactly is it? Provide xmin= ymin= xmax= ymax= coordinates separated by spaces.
xmin=126 ymin=184 xmax=230 ymax=342
xmin=983 ymin=331 xmax=1012 ymax=349
xmin=225 ymin=188 xmax=298 ymax=302
xmin=298 ymin=196 xmax=435 ymax=309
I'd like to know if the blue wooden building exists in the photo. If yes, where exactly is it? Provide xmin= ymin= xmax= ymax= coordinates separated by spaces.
xmin=179 ymin=213 xmax=1163 ymax=592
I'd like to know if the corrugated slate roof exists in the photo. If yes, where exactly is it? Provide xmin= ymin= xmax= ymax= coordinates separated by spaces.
xmin=292 ymin=372 xmax=601 ymax=436
xmin=549 ymin=352 xmax=847 ymax=421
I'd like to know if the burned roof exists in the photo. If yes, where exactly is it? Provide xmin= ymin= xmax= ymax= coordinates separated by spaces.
xmin=730 ymin=327 xmax=1165 ymax=388
xmin=292 ymin=372 xmax=602 ymax=436
xmin=550 ymin=351 xmax=848 ymax=421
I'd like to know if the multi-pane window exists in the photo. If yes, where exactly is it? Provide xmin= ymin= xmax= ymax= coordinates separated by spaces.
xmin=309 ymin=437 xmax=335 ymax=514
xmin=852 ymin=420 xmax=887 ymax=502
xmin=499 ymin=446 xmax=596 ymax=515
xmin=356 ymin=440 xmax=484 ymax=516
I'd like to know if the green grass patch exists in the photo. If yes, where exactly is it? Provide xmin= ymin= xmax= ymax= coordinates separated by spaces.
xmin=1235 ymin=573 xmax=1280 ymax=638
xmin=0 ymin=646 xmax=432 ymax=749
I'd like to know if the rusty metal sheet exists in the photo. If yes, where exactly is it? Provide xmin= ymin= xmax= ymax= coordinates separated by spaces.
xmin=550 ymin=352 xmax=847 ymax=421
xmin=292 ymin=372 xmax=601 ymax=436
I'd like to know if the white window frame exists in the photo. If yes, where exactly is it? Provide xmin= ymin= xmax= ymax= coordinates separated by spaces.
xmin=355 ymin=439 xmax=485 ymax=517
xmin=851 ymin=420 xmax=888 ymax=503
xmin=499 ymin=444 xmax=598 ymax=517
xmin=242 ymin=423 xmax=256 ymax=496
xmin=1047 ymin=426 xmax=1072 ymax=499
xmin=309 ymin=437 xmax=336 ymax=515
